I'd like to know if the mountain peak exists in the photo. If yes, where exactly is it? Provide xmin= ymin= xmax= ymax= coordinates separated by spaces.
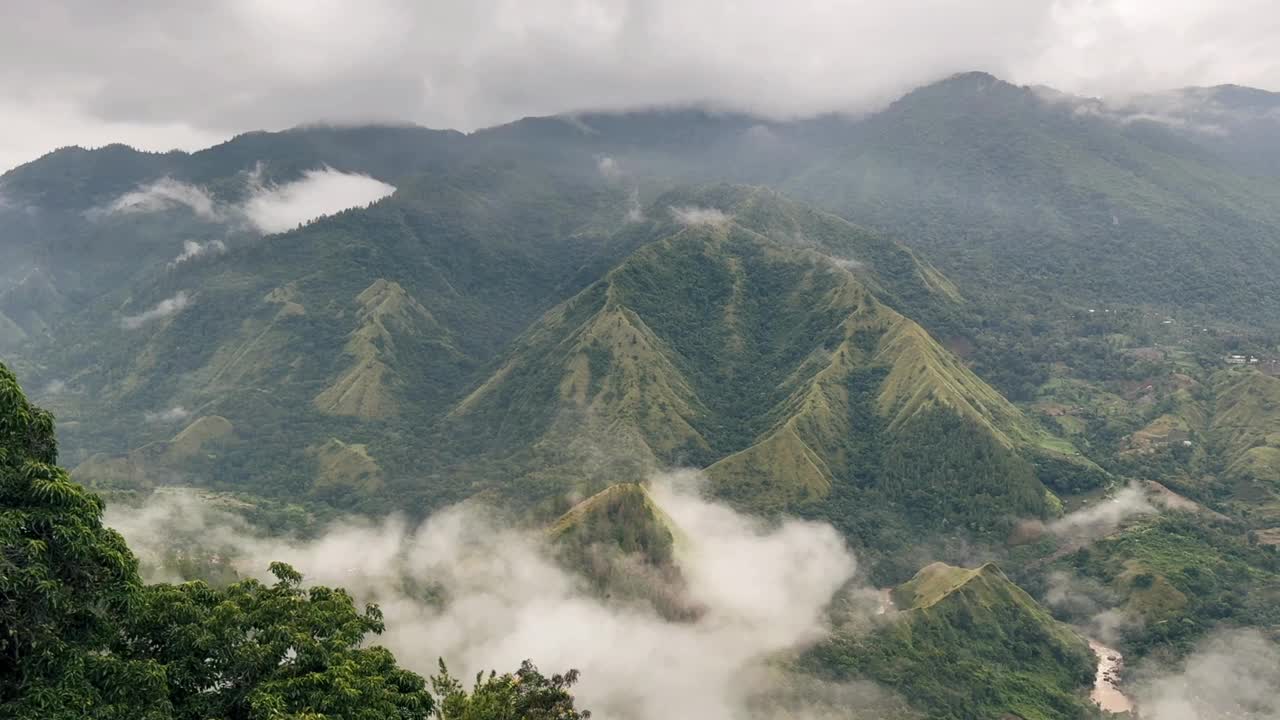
xmin=888 ymin=71 xmax=1031 ymax=113
xmin=893 ymin=561 xmax=1006 ymax=609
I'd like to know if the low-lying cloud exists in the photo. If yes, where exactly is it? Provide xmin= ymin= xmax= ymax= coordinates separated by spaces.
xmin=671 ymin=206 xmax=731 ymax=228
xmin=825 ymin=255 xmax=864 ymax=272
xmin=169 ymin=239 xmax=226 ymax=267
xmin=1042 ymin=570 xmax=1139 ymax=646
xmin=143 ymin=406 xmax=191 ymax=424
xmin=1048 ymin=482 xmax=1156 ymax=541
xmin=1134 ymin=629 xmax=1280 ymax=719
xmin=106 ymin=177 xmax=219 ymax=220
xmin=99 ymin=167 xmax=396 ymax=235
xmin=121 ymin=291 xmax=190 ymax=329
xmin=241 ymin=167 xmax=395 ymax=233
xmin=625 ymin=188 xmax=644 ymax=223
xmin=596 ymin=155 xmax=622 ymax=180
xmin=107 ymin=471 xmax=867 ymax=720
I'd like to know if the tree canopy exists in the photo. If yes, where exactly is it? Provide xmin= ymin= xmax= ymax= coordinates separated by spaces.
xmin=0 ymin=362 xmax=588 ymax=719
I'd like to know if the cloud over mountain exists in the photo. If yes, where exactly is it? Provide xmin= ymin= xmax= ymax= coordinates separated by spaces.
xmin=241 ymin=167 xmax=395 ymax=233
xmin=107 ymin=472 xmax=864 ymax=720
xmin=4 ymin=2 xmax=1280 ymax=171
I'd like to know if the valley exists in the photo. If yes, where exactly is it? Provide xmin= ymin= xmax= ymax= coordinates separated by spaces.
xmin=5 ymin=68 xmax=1280 ymax=719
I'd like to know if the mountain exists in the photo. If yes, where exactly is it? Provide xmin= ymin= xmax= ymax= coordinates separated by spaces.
xmin=547 ymin=483 xmax=695 ymax=617
xmin=10 ymin=70 xmax=1280 ymax=716
xmin=1107 ymin=84 xmax=1280 ymax=179
xmin=806 ymin=562 xmax=1097 ymax=720
xmin=21 ymin=161 xmax=644 ymax=510
xmin=781 ymin=72 xmax=1280 ymax=335
xmin=450 ymin=186 xmax=1077 ymax=548
xmin=15 ymin=167 xmax=1088 ymax=575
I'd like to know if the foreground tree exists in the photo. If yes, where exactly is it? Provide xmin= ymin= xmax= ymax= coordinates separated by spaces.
xmin=431 ymin=660 xmax=591 ymax=720
xmin=1 ymin=362 xmax=589 ymax=718
xmin=120 ymin=562 xmax=432 ymax=720
xmin=0 ymin=364 xmax=170 ymax=718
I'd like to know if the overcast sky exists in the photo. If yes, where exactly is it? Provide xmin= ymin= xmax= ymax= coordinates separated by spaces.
xmin=2 ymin=0 xmax=1279 ymax=172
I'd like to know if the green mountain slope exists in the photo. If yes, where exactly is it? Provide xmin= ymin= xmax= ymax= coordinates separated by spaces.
xmin=806 ymin=562 xmax=1097 ymax=720
xmin=782 ymin=72 xmax=1280 ymax=331
xmin=22 ymin=163 xmax=644 ymax=510
xmin=453 ymin=188 xmax=1073 ymax=544
xmin=547 ymin=483 xmax=695 ymax=617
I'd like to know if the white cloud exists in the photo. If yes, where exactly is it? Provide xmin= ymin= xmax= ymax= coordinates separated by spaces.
xmin=596 ymin=155 xmax=622 ymax=180
xmin=1134 ymin=629 xmax=1280 ymax=719
xmin=241 ymin=167 xmax=395 ymax=233
xmin=121 ymin=291 xmax=189 ymax=329
xmin=625 ymin=187 xmax=644 ymax=223
xmin=169 ymin=238 xmax=226 ymax=267
xmin=105 ymin=177 xmax=219 ymax=220
xmin=99 ymin=167 xmax=396 ymax=236
xmin=670 ymin=205 xmax=731 ymax=228
xmin=106 ymin=471 xmax=864 ymax=720
xmin=143 ymin=406 xmax=191 ymax=424
xmin=827 ymin=256 xmax=864 ymax=271
xmin=1048 ymin=482 xmax=1156 ymax=541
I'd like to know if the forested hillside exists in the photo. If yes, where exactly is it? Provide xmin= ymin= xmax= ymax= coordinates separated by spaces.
xmin=6 ymin=69 xmax=1280 ymax=718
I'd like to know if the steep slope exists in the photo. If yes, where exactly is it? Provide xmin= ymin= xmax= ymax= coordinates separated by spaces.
xmin=20 ymin=162 xmax=644 ymax=506
xmin=455 ymin=189 xmax=1071 ymax=536
xmin=806 ymin=563 xmax=1097 ymax=720
xmin=1208 ymin=369 xmax=1280 ymax=520
xmin=547 ymin=483 xmax=706 ymax=619
xmin=312 ymin=279 xmax=456 ymax=419
xmin=72 ymin=415 xmax=235 ymax=490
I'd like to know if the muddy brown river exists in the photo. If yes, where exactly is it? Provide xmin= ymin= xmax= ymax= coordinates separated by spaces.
xmin=1089 ymin=639 xmax=1134 ymax=714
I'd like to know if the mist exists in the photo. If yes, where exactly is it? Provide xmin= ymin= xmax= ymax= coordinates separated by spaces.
xmin=1134 ymin=629 xmax=1280 ymax=719
xmin=596 ymin=155 xmax=623 ymax=180
xmin=121 ymin=290 xmax=190 ymax=329
xmin=241 ymin=167 xmax=396 ymax=233
xmin=169 ymin=238 xmax=226 ymax=267
xmin=1047 ymin=482 xmax=1156 ymax=541
xmin=1042 ymin=570 xmax=1139 ymax=646
xmin=143 ymin=406 xmax=191 ymax=424
xmin=106 ymin=471 xmax=873 ymax=719
xmin=105 ymin=177 xmax=220 ymax=220
xmin=670 ymin=206 xmax=731 ymax=228
xmin=98 ymin=167 xmax=397 ymax=235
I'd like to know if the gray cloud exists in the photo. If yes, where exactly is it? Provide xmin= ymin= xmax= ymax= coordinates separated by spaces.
xmin=121 ymin=291 xmax=190 ymax=329
xmin=106 ymin=471 xmax=868 ymax=720
xmin=3 ymin=2 xmax=1280 ymax=172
